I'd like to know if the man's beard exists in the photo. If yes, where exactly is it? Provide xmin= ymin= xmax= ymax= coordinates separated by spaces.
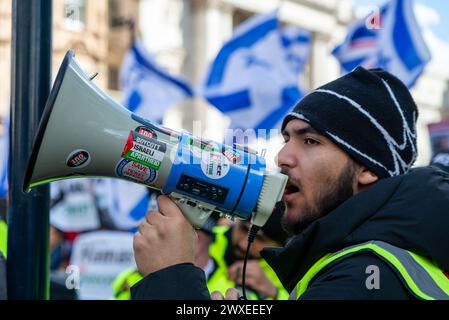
xmin=282 ymin=161 xmax=356 ymax=235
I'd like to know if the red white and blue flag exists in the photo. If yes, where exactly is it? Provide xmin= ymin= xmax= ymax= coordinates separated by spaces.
xmin=333 ymin=0 xmax=431 ymax=88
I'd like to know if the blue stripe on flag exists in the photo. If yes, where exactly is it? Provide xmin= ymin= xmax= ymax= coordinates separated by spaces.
xmin=350 ymin=26 xmax=377 ymax=42
xmin=254 ymin=86 xmax=302 ymax=131
xmin=132 ymin=46 xmax=194 ymax=97
xmin=206 ymin=17 xmax=278 ymax=87
xmin=281 ymin=34 xmax=310 ymax=47
xmin=127 ymin=90 xmax=142 ymax=113
xmin=294 ymin=34 xmax=310 ymax=43
xmin=129 ymin=192 xmax=149 ymax=221
xmin=331 ymin=44 xmax=342 ymax=56
xmin=206 ymin=90 xmax=252 ymax=113
xmin=393 ymin=0 xmax=422 ymax=71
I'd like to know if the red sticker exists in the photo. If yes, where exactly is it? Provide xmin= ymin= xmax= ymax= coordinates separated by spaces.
xmin=136 ymin=126 xmax=157 ymax=139
xmin=66 ymin=150 xmax=91 ymax=168
xmin=121 ymin=131 xmax=135 ymax=157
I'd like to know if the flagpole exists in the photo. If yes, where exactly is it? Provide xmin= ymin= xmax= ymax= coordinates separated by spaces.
xmin=7 ymin=0 xmax=52 ymax=299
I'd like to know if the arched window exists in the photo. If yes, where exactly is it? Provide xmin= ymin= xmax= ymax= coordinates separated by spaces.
xmin=64 ymin=0 xmax=86 ymax=31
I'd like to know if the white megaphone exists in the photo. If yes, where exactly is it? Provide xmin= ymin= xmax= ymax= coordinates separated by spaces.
xmin=24 ymin=50 xmax=287 ymax=228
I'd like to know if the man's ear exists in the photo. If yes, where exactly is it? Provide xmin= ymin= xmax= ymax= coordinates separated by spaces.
xmin=357 ymin=167 xmax=379 ymax=189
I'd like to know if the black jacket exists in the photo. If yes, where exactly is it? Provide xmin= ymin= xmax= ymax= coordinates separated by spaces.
xmin=131 ymin=166 xmax=449 ymax=300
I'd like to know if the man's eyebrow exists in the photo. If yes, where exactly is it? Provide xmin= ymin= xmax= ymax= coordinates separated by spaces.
xmin=282 ymin=126 xmax=321 ymax=137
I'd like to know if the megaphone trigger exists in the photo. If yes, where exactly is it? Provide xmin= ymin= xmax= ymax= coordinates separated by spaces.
xmin=169 ymin=193 xmax=215 ymax=228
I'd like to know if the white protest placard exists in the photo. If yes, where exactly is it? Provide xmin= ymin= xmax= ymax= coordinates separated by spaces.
xmin=69 ymin=231 xmax=136 ymax=300
xmin=50 ymin=180 xmax=100 ymax=232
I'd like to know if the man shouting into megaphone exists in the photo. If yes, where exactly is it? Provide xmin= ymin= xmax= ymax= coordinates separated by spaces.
xmin=132 ymin=68 xmax=449 ymax=300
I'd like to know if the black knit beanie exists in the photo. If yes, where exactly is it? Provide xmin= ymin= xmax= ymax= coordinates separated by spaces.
xmin=281 ymin=67 xmax=418 ymax=179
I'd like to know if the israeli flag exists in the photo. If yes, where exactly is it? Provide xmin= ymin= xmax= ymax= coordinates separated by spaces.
xmin=201 ymin=12 xmax=310 ymax=131
xmin=332 ymin=0 xmax=431 ymax=88
xmin=120 ymin=39 xmax=194 ymax=122
xmin=0 ymin=117 xmax=9 ymax=199
xmin=94 ymin=178 xmax=151 ymax=231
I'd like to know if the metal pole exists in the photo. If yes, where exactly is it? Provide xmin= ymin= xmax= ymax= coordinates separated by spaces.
xmin=7 ymin=0 xmax=52 ymax=299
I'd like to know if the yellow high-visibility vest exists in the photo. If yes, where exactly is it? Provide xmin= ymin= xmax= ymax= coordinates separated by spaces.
xmin=112 ymin=267 xmax=143 ymax=300
xmin=208 ymin=226 xmax=288 ymax=300
xmin=290 ymin=240 xmax=449 ymax=300
xmin=113 ymin=225 xmax=289 ymax=300
xmin=0 ymin=219 xmax=7 ymax=258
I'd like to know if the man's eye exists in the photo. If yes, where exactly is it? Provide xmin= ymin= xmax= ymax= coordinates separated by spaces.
xmin=304 ymin=138 xmax=318 ymax=145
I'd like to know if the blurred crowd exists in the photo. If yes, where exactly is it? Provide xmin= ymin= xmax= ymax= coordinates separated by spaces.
xmin=0 ymin=178 xmax=290 ymax=300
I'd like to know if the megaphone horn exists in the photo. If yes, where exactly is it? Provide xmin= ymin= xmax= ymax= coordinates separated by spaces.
xmin=24 ymin=50 xmax=287 ymax=228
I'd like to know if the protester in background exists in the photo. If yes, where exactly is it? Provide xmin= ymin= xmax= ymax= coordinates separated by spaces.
xmin=0 ymin=249 xmax=6 ymax=300
xmin=0 ymin=219 xmax=6 ymax=258
xmin=49 ymin=225 xmax=72 ymax=271
xmin=0 ymin=198 xmax=7 ymax=300
xmin=206 ymin=203 xmax=289 ymax=300
xmin=48 ymin=224 xmax=78 ymax=300
xmin=0 ymin=198 xmax=7 ymax=259
xmin=112 ymin=215 xmax=219 ymax=300
xmin=132 ymin=203 xmax=289 ymax=300
xmin=114 ymin=205 xmax=288 ymax=300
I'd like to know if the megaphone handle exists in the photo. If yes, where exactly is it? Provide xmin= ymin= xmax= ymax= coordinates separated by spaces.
xmin=169 ymin=193 xmax=213 ymax=229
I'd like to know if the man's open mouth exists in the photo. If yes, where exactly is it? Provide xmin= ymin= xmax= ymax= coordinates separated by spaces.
xmin=283 ymin=181 xmax=300 ymax=196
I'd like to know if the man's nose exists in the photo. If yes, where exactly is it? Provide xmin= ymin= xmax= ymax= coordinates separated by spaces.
xmin=276 ymin=143 xmax=296 ymax=170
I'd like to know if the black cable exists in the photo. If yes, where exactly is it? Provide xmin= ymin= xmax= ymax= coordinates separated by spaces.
xmin=241 ymin=224 xmax=260 ymax=300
